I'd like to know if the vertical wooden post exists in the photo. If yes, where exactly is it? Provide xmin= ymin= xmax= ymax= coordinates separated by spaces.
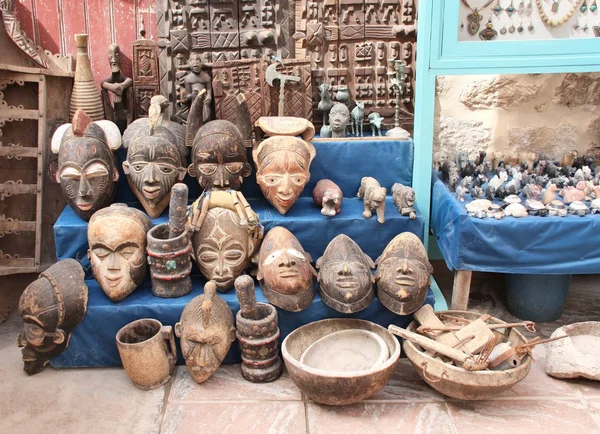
xmin=451 ymin=270 xmax=472 ymax=310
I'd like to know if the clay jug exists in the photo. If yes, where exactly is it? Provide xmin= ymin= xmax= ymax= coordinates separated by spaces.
xmin=70 ymin=34 xmax=104 ymax=120
xmin=116 ymin=319 xmax=176 ymax=390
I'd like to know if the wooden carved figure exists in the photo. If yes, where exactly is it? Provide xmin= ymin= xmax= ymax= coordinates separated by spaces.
xmin=357 ymin=177 xmax=387 ymax=224
xmin=351 ymin=101 xmax=365 ymax=137
xmin=17 ymin=259 xmax=88 ymax=375
xmin=316 ymin=235 xmax=375 ymax=314
xmin=329 ymin=103 xmax=350 ymax=138
xmin=181 ymin=52 xmax=212 ymax=122
xmin=312 ymin=179 xmax=343 ymax=217
xmin=391 ymin=183 xmax=416 ymax=219
xmin=257 ymin=227 xmax=316 ymax=312
xmin=375 ymin=232 xmax=433 ymax=315
xmin=51 ymin=109 xmax=122 ymax=221
xmin=88 ymin=204 xmax=152 ymax=302
xmin=175 ymin=281 xmax=236 ymax=384
xmin=101 ymin=44 xmax=134 ymax=133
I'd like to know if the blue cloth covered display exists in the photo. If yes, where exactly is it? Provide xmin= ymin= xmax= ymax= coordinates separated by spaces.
xmin=52 ymin=138 xmax=430 ymax=368
xmin=431 ymin=172 xmax=600 ymax=274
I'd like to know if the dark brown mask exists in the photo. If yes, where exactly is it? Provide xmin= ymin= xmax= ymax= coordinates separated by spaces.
xmin=188 ymin=120 xmax=251 ymax=190
xmin=375 ymin=232 xmax=433 ymax=315
xmin=257 ymin=226 xmax=316 ymax=312
xmin=51 ymin=110 xmax=122 ymax=221
xmin=17 ymin=259 xmax=88 ymax=375
xmin=316 ymin=235 xmax=375 ymax=314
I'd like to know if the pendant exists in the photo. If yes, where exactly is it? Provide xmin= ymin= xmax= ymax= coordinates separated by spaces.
xmin=518 ymin=0 xmax=525 ymax=16
xmin=500 ymin=25 xmax=508 ymax=34
xmin=517 ymin=21 xmax=524 ymax=32
xmin=581 ymin=0 xmax=588 ymax=13
xmin=467 ymin=9 xmax=483 ymax=35
xmin=591 ymin=0 xmax=597 ymax=11
xmin=594 ymin=25 xmax=600 ymax=36
xmin=527 ymin=0 xmax=533 ymax=16
xmin=494 ymin=0 xmax=504 ymax=16
xmin=583 ymin=23 xmax=589 ymax=31
xmin=479 ymin=20 xmax=498 ymax=40
xmin=461 ymin=22 xmax=465 ymax=31
xmin=528 ymin=21 xmax=534 ymax=31
xmin=551 ymin=0 xmax=560 ymax=13
xmin=509 ymin=24 xmax=516 ymax=32
xmin=506 ymin=0 xmax=517 ymax=15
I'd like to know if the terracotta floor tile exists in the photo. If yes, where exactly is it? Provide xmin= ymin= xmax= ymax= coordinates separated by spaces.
xmin=367 ymin=359 xmax=445 ymax=402
xmin=447 ymin=399 xmax=600 ymax=434
xmin=169 ymin=364 xmax=302 ymax=402
xmin=307 ymin=402 xmax=454 ymax=434
xmin=161 ymin=401 xmax=306 ymax=434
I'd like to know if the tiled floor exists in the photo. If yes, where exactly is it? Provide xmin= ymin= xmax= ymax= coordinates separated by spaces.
xmin=1 ymin=264 xmax=599 ymax=434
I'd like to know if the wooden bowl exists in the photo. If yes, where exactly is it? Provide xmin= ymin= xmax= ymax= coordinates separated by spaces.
xmin=282 ymin=319 xmax=401 ymax=405
xmin=403 ymin=310 xmax=532 ymax=400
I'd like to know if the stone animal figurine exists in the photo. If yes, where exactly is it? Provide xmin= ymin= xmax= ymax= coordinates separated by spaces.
xmin=175 ymin=281 xmax=235 ymax=384
xmin=17 ymin=259 xmax=88 ymax=375
xmin=560 ymin=150 xmax=578 ymax=168
xmin=522 ymin=183 xmax=542 ymax=200
xmin=357 ymin=177 xmax=386 ymax=224
xmin=560 ymin=184 xmax=586 ymax=204
xmin=101 ymin=44 xmax=133 ymax=133
xmin=316 ymin=235 xmax=375 ymax=314
xmin=329 ymin=103 xmax=350 ymax=138
xmin=350 ymin=101 xmax=365 ymax=137
xmin=433 ymin=151 xmax=450 ymax=171
xmin=368 ymin=112 xmax=384 ymax=136
xmin=506 ymin=172 xmax=522 ymax=194
xmin=51 ymin=109 xmax=122 ymax=221
xmin=256 ymin=227 xmax=316 ymax=312
xmin=375 ymin=232 xmax=433 ymax=315
xmin=441 ymin=160 xmax=459 ymax=192
xmin=488 ymin=170 xmax=508 ymax=191
xmin=88 ymin=204 xmax=152 ymax=302
xmin=504 ymin=203 xmax=528 ymax=218
xmin=542 ymin=184 xmax=557 ymax=205
xmin=317 ymin=83 xmax=334 ymax=126
xmin=391 ymin=183 xmax=416 ymax=219
xmin=471 ymin=185 xmax=484 ymax=199
xmin=456 ymin=184 xmax=468 ymax=202
xmin=312 ymin=179 xmax=343 ymax=217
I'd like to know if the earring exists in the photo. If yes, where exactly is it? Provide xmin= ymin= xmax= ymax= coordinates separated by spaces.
xmin=591 ymin=0 xmax=597 ymax=12
xmin=517 ymin=21 xmax=524 ymax=32
xmin=500 ymin=25 xmax=508 ymax=34
xmin=506 ymin=0 xmax=517 ymax=16
xmin=494 ymin=0 xmax=504 ymax=16
xmin=528 ymin=21 xmax=534 ymax=31
xmin=581 ymin=0 xmax=589 ymax=13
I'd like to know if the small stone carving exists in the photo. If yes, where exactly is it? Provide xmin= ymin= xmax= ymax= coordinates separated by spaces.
xmin=504 ymin=203 xmax=528 ymax=218
xmin=181 ymin=52 xmax=212 ymax=122
xmin=471 ymin=185 xmax=485 ymax=199
xmin=391 ymin=183 xmax=416 ymax=219
xmin=568 ymin=201 xmax=589 ymax=217
xmin=357 ymin=177 xmax=387 ymax=224
xmin=234 ymin=275 xmax=283 ymax=383
xmin=317 ymin=83 xmax=334 ymax=126
xmin=542 ymin=184 xmax=558 ymax=205
xmin=375 ymin=232 xmax=432 ymax=315
xmin=546 ymin=322 xmax=600 ymax=381
xmin=487 ymin=204 xmax=505 ymax=219
xmin=316 ymin=235 xmax=375 ymax=314
xmin=312 ymin=179 xmax=343 ymax=217
xmin=329 ymin=103 xmax=350 ymax=138
xmin=525 ymin=199 xmax=548 ymax=217
xmin=368 ymin=113 xmax=384 ymax=136
xmin=546 ymin=200 xmax=568 ymax=217
xmin=488 ymin=170 xmax=508 ymax=191
xmin=591 ymin=198 xmax=600 ymax=214
xmin=561 ymin=184 xmax=586 ymax=204
xmin=257 ymin=226 xmax=316 ymax=312
xmin=101 ymin=44 xmax=134 ymax=133
xmin=441 ymin=160 xmax=459 ymax=192
xmin=51 ymin=109 xmax=122 ymax=221
xmin=175 ymin=281 xmax=236 ymax=384
xmin=147 ymin=184 xmax=193 ymax=298
xmin=17 ymin=259 xmax=88 ymax=375
xmin=351 ymin=101 xmax=365 ymax=137
xmin=88 ymin=204 xmax=153 ymax=302
xmin=466 ymin=199 xmax=492 ymax=218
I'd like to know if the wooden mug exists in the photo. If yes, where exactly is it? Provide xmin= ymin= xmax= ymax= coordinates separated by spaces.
xmin=116 ymin=318 xmax=176 ymax=390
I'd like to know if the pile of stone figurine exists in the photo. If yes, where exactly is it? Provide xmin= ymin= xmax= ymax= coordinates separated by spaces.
xmin=437 ymin=150 xmax=600 ymax=219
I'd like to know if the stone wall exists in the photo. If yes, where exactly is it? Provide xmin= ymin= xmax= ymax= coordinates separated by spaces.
xmin=434 ymin=73 xmax=600 ymax=162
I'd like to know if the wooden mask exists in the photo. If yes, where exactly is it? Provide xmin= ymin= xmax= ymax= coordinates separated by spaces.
xmin=374 ymin=232 xmax=433 ymax=315
xmin=88 ymin=204 xmax=153 ymax=302
xmin=175 ymin=281 xmax=235 ymax=384
xmin=253 ymin=136 xmax=316 ymax=214
xmin=17 ymin=259 xmax=88 ymax=375
xmin=51 ymin=110 xmax=122 ymax=221
xmin=316 ymin=235 xmax=375 ymax=314
xmin=257 ymin=226 xmax=316 ymax=312
xmin=191 ymin=207 xmax=258 ymax=292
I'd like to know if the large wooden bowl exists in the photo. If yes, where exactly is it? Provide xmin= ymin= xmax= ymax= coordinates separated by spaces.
xmin=282 ymin=319 xmax=401 ymax=405
xmin=403 ymin=310 xmax=532 ymax=400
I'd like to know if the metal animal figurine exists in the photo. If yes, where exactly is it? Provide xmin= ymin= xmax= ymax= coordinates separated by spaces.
xmin=350 ymin=101 xmax=365 ymax=137
xmin=317 ymin=83 xmax=334 ymax=126
xmin=368 ymin=112 xmax=384 ymax=136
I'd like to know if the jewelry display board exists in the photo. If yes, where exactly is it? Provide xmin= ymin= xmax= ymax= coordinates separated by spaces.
xmin=458 ymin=0 xmax=600 ymax=41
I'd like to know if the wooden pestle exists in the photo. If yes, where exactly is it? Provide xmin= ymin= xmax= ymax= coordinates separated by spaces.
xmin=169 ymin=183 xmax=188 ymax=239
xmin=234 ymin=275 xmax=258 ymax=320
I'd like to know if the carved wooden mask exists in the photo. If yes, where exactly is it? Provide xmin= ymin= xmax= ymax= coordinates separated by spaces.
xmin=188 ymin=120 xmax=251 ymax=190
xmin=191 ymin=207 xmax=257 ymax=292
xmin=257 ymin=226 xmax=316 ymax=312
xmin=253 ymin=137 xmax=316 ymax=214
xmin=51 ymin=110 xmax=122 ymax=221
xmin=175 ymin=282 xmax=235 ymax=384
xmin=374 ymin=232 xmax=433 ymax=315
xmin=316 ymin=235 xmax=375 ymax=314
xmin=88 ymin=204 xmax=153 ymax=302
xmin=17 ymin=259 xmax=88 ymax=375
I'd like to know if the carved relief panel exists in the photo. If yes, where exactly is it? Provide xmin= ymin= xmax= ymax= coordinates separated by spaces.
xmin=133 ymin=34 xmax=161 ymax=118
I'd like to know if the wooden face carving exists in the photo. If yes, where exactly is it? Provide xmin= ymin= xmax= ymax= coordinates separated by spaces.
xmin=316 ymin=235 xmax=375 ymax=313
xmin=88 ymin=205 xmax=152 ymax=302
xmin=191 ymin=208 xmax=256 ymax=292
xmin=253 ymin=137 xmax=316 ymax=214
xmin=189 ymin=120 xmax=251 ymax=190
xmin=257 ymin=227 xmax=315 ymax=311
xmin=375 ymin=232 xmax=433 ymax=315
xmin=17 ymin=259 xmax=88 ymax=375
xmin=123 ymin=135 xmax=187 ymax=218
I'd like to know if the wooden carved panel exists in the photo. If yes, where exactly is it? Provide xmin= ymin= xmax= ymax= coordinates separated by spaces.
xmin=132 ymin=37 xmax=160 ymax=118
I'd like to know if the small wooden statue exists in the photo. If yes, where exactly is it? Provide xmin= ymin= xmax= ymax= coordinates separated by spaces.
xmin=101 ymin=44 xmax=133 ymax=133
xmin=357 ymin=177 xmax=386 ymax=224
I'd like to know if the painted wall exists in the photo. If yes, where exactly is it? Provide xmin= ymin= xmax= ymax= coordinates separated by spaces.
xmin=13 ymin=0 xmax=158 ymax=84
xmin=434 ymin=73 xmax=600 ymax=161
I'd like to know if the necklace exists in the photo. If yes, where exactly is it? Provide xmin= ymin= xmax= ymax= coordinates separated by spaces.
xmin=462 ymin=0 xmax=495 ymax=35
xmin=536 ymin=0 xmax=581 ymax=26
